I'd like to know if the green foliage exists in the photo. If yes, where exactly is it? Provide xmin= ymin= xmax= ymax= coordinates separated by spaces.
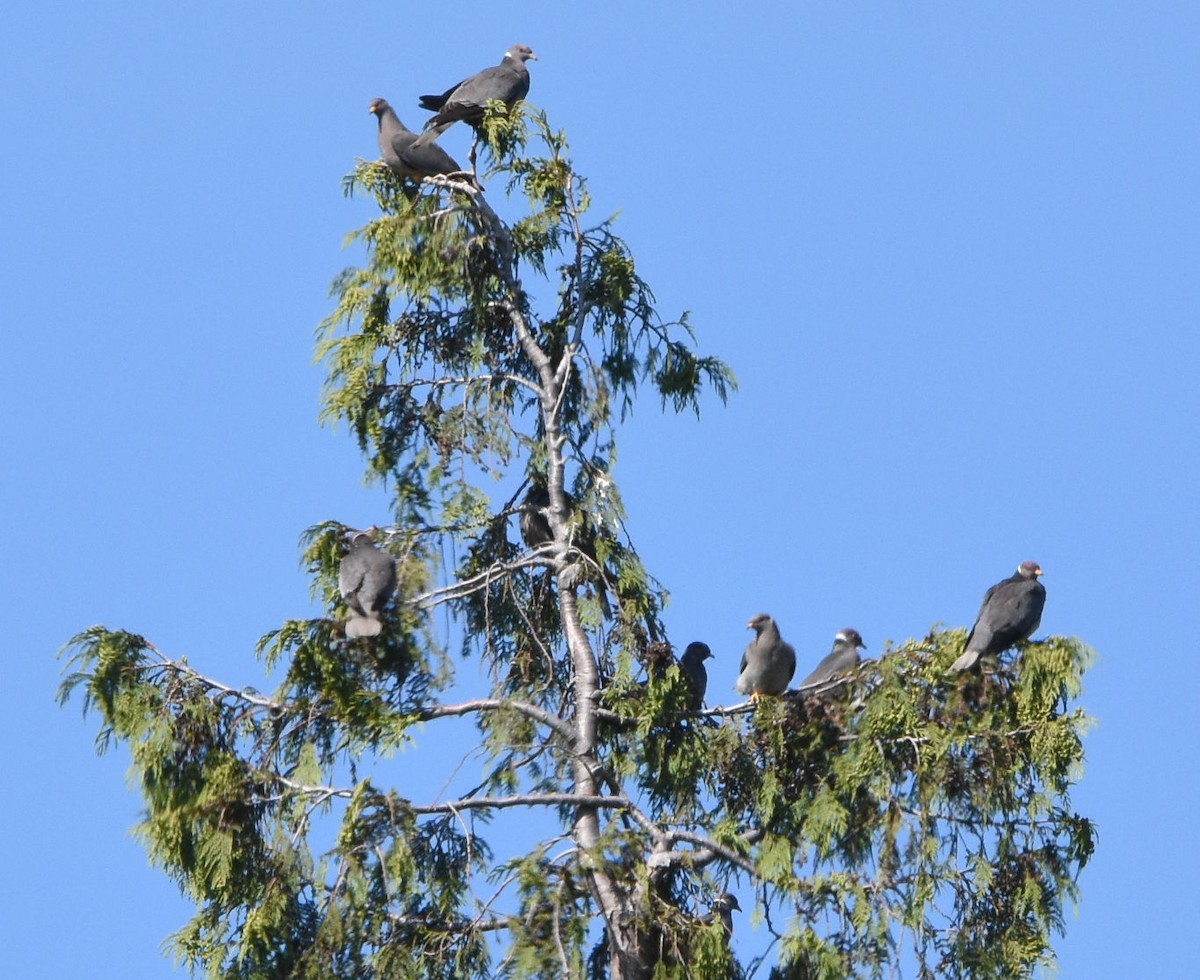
xmin=60 ymin=105 xmax=1093 ymax=979
xmin=711 ymin=631 xmax=1094 ymax=979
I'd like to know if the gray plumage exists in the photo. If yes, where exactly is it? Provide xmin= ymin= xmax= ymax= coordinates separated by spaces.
xmin=951 ymin=561 xmax=1046 ymax=671
xmin=369 ymin=98 xmax=461 ymax=180
xmin=798 ymin=628 xmax=866 ymax=688
xmin=339 ymin=532 xmax=397 ymax=639
xmin=678 ymin=641 xmax=713 ymax=710
xmin=419 ymin=44 xmax=537 ymax=129
xmin=702 ymin=892 xmax=742 ymax=937
xmin=734 ymin=614 xmax=796 ymax=699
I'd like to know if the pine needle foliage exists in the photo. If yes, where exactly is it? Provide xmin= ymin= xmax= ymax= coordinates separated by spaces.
xmin=60 ymin=106 xmax=1093 ymax=979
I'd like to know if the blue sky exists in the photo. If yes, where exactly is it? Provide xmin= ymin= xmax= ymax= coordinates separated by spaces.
xmin=4 ymin=2 xmax=1198 ymax=975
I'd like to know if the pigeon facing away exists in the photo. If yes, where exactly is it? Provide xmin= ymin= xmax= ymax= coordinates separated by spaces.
xmin=734 ymin=614 xmax=796 ymax=700
xmin=951 ymin=561 xmax=1046 ymax=671
xmin=798 ymin=628 xmax=866 ymax=688
xmin=518 ymin=485 xmax=600 ymax=565
xmin=419 ymin=44 xmax=537 ymax=130
xmin=678 ymin=641 xmax=713 ymax=710
xmin=518 ymin=484 xmax=556 ymax=551
xmin=339 ymin=532 xmax=398 ymax=638
xmin=518 ymin=484 xmax=609 ymax=615
xmin=368 ymin=98 xmax=461 ymax=180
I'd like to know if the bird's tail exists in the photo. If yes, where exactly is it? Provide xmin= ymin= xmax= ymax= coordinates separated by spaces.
xmin=346 ymin=614 xmax=383 ymax=639
xmin=412 ymin=123 xmax=455 ymax=147
xmin=949 ymin=650 xmax=981 ymax=672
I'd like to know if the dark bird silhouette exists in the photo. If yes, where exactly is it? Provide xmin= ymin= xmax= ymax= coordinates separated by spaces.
xmin=419 ymin=44 xmax=537 ymax=130
xmin=734 ymin=614 xmax=796 ymax=700
xmin=798 ymin=628 xmax=866 ymax=688
xmin=518 ymin=484 xmax=610 ymax=616
xmin=518 ymin=485 xmax=601 ymax=564
xmin=368 ymin=97 xmax=461 ymax=180
xmin=517 ymin=484 xmax=556 ymax=551
xmin=951 ymin=561 xmax=1046 ymax=671
xmin=678 ymin=641 xmax=713 ymax=710
xmin=339 ymin=531 xmax=397 ymax=638
xmin=701 ymin=892 xmax=742 ymax=937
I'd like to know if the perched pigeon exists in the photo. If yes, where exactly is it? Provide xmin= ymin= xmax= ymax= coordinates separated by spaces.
xmin=678 ymin=641 xmax=713 ymax=710
xmin=518 ymin=484 xmax=609 ymax=615
xmin=951 ymin=561 xmax=1046 ymax=671
xmin=734 ymin=614 xmax=796 ymax=700
xmin=518 ymin=484 xmax=556 ymax=551
xmin=419 ymin=44 xmax=537 ymax=129
xmin=339 ymin=532 xmax=397 ymax=639
xmin=701 ymin=892 xmax=742 ymax=937
xmin=798 ymin=628 xmax=866 ymax=688
xmin=368 ymin=98 xmax=461 ymax=180
xmin=518 ymin=485 xmax=600 ymax=564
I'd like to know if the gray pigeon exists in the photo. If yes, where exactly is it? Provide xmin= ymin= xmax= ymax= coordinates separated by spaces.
xmin=734 ymin=614 xmax=796 ymax=700
xmin=339 ymin=531 xmax=397 ymax=639
xmin=950 ymin=561 xmax=1046 ymax=671
xmin=701 ymin=892 xmax=742 ymax=937
xmin=798 ymin=628 xmax=866 ymax=688
xmin=419 ymin=44 xmax=537 ymax=130
xmin=678 ymin=641 xmax=713 ymax=710
xmin=368 ymin=98 xmax=461 ymax=180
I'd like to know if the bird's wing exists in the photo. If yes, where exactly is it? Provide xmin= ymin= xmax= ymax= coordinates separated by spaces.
xmin=781 ymin=642 xmax=797 ymax=683
xmin=419 ymin=80 xmax=464 ymax=112
xmin=798 ymin=649 xmax=841 ymax=687
xmin=339 ymin=561 xmax=368 ymax=616
xmin=987 ymin=581 xmax=1045 ymax=649
xmin=394 ymin=130 xmax=461 ymax=176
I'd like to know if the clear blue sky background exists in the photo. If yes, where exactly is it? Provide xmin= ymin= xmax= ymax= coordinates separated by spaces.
xmin=4 ymin=2 xmax=1197 ymax=975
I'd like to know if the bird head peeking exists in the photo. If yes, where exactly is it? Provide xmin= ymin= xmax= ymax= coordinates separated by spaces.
xmin=505 ymin=44 xmax=537 ymax=63
xmin=747 ymin=613 xmax=774 ymax=634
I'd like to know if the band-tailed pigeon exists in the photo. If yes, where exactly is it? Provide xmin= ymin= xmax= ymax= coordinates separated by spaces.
xmin=678 ymin=641 xmax=713 ymax=710
xmin=518 ymin=485 xmax=601 ymax=565
xmin=950 ymin=561 xmax=1046 ymax=671
xmin=518 ymin=484 xmax=556 ymax=551
xmin=518 ymin=484 xmax=609 ymax=615
xmin=419 ymin=44 xmax=537 ymax=129
xmin=798 ymin=628 xmax=866 ymax=688
xmin=339 ymin=531 xmax=397 ymax=638
xmin=701 ymin=892 xmax=742 ymax=937
xmin=734 ymin=614 xmax=796 ymax=700
xmin=368 ymin=98 xmax=461 ymax=180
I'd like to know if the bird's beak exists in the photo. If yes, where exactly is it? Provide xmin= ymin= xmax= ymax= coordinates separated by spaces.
xmin=529 ymin=52 xmax=539 ymax=60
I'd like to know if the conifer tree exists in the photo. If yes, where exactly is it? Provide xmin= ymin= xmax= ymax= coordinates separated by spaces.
xmin=61 ymin=106 xmax=1094 ymax=979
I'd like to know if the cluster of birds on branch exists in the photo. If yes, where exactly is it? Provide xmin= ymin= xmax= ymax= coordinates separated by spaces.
xmin=719 ymin=561 xmax=1045 ymax=706
xmin=343 ymin=47 xmax=1052 ymax=946
xmin=349 ymin=45 xmax=1051 ymax=703
xmin=338 ymin=519 xmax=1046 ymax=703
xmin=367 ymin=44 xmax=537 ymax=180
